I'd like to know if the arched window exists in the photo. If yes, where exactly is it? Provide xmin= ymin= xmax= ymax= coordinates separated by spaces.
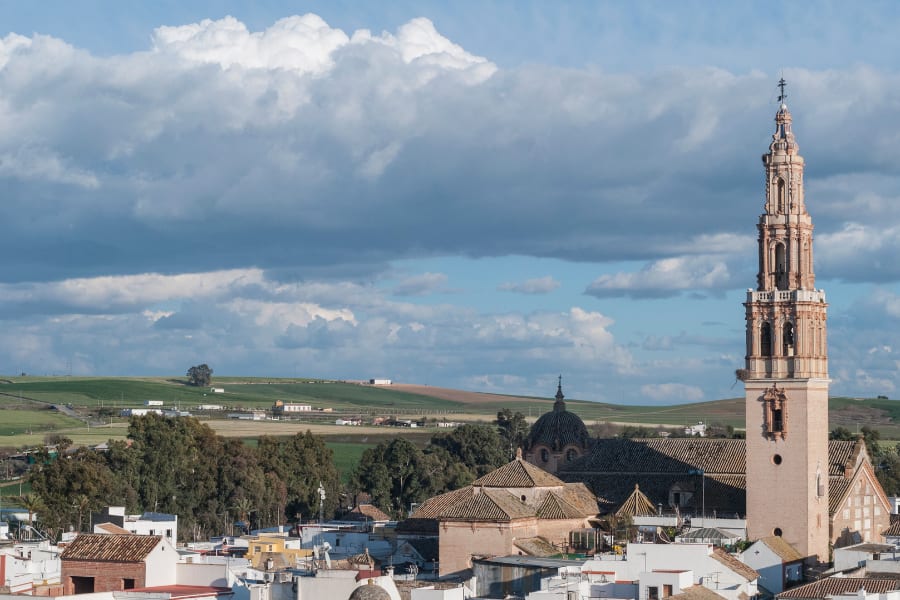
xmin=761 ymin=322 xmax=772 ymax=357
xmin=540 ymin=448 xmax=549 ymax=463
xmin=777 ymin=178 xmax=786 ymax=213
xmin=775 ymin=243 xmax=788 ymax=290
xmin=783 ymin=322 xmax=794 ymax=356
xmin=566 ymin=448 xmax=578 ymax=462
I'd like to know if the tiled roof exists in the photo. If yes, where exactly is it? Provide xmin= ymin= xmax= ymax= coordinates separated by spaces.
xmin=60 ymin=533 xmax=162 ymax=562
xmin=669 ymin=585 xmax=728 ymax=600
xmin=559 ymin=483 xmax=601 ymax=515
xmin=679 ymin=527 xmax=739 ymax=541
xmin=883 ymin=520 xmax=900 ymax=537
xmin=571 ymin=438 xmax=746 ymax=474
xmin=537 ymin=492 xmax=584 ymax=520
xmin=95 ymin=522 xmax=132 ymax=535
xmin=411 ymin=486 xmax=474 ymax=520
xmin=778 ymin=577 xmax=900 ymax=599
xmin=616 ymin=484 xmax=657 ymax=518
xmin=525 ymin=406 xmax=591 ymax=452
xmin=829 ymin=440 xmax=856 ymax=475
xmin=758 ymin=536 xmax=804 ymax=563
xmin=441 ymin=489 xmax=536 ymax=522
xmin=513 ymin=537 xmax=559 ymax=557
xmin=343 ymin=504 xmax=390 ymax=522
xmin=711 ymin=547 xmax=758 ymax=581
xmin=129 ymin=585 xmax=232 ymax=599
xmin=473 ymin=458 xmax=565 ymax=488
xmin=564 ymin=439 xmax=868 ymax=518
xmin=828 ymin=476 xmax=853 ymax=514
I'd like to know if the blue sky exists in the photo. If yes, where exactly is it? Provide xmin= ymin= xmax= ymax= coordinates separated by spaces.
xmin=2 ymin=1 xmax=900 ymax=404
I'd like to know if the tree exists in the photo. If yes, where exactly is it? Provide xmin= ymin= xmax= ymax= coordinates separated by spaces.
xmin=352 ymin=438 xmax=428 ymax=518
xmin=186 ymin=364 xmax=213 ymax=387
xmin=496 ymin=409 xmax=529 ymax=460
xmin=430 ymin=423 xmax=508 ymax=476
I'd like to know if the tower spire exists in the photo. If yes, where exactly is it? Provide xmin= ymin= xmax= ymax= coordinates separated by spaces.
xmin=777 ymin=77 xmax=788 ymax=106
xmin=553 ymin=375 xmax=565 ymax=412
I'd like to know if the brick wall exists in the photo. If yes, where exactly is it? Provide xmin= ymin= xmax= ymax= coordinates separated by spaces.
xmin=61 ymin=561 xmax=146 ymax=594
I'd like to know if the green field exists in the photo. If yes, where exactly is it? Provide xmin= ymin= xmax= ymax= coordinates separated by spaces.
xmin=0 ymin=376 xmax=898 ymax=448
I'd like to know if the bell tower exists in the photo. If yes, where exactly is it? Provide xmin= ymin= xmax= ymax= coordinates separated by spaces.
xmin=744 ymin=80 xmax=830 ymax=562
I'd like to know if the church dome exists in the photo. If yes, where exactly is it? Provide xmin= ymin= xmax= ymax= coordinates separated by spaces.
xmin=348 ymin=580 xmax=391 ymax=600
xmin=524 ymin=378 xmax=591 ymax=452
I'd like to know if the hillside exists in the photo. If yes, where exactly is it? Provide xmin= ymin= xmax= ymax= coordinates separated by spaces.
xmin=0 ymin=376 xmax=896 ymax=436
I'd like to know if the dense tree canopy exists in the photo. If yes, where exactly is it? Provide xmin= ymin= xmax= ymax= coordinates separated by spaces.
xmin=186 ymin=364 xmax=213 ymax=387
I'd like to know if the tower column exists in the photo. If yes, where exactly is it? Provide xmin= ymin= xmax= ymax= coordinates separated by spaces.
xmin=744 ymin=81 xmax=830 ymax=563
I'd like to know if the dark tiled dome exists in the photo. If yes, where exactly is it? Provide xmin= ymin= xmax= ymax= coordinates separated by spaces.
xmin=524 ymin=378 xmax=591 ymax=451
xmin=348 ymin=580 xmax=391 ymax=600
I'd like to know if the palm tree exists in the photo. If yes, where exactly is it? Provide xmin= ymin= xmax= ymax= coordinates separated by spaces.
xmin=74 ymin=494 xmax=91 ymax=532
xmin=15 ymin=494 xmax=45 ymax=540
xmin=232 ymin=497 xmax=254 ymax=534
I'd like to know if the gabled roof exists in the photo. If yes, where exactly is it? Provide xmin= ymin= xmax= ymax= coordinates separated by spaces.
xmin=60 ymin=533 xmax=163 ymax=562
xmin=711 ymin=547 xmax=758 ymax=581
xmin=473 ymin=457 xmax=565 ymax=488
xmin=757 ymin=536 xmax=804 ymax=563
xmin=778 ymin=577 xmax=900 ymax=599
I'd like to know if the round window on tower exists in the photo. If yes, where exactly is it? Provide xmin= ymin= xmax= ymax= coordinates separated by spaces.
xmin=772 ymin=454 xmax=783 ymax=465
xmin=774 ymin=528 xmax=783 ymax=536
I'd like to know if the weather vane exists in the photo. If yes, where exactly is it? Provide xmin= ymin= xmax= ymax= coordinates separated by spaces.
xmin=777 ymin=77 xmax=788 ymax=104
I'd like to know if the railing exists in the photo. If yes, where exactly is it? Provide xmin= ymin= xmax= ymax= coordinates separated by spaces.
xmin=746 ymin=289 xmax=826 ymax=303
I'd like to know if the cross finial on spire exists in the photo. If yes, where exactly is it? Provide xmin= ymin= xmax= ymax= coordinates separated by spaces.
xmin=777 ymin=77 xmax=788 ymax=104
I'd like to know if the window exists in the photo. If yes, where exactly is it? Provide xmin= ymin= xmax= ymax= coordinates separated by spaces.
xmin=566 ymin=448 xmax=578 ymax=462
xmin=775 ymin=243 xmax=788 ymax=290
xmin=774 ymin=528 xmax=782 ymax=536
xmin=762 ymin=384 xmax=787 ymax=440
xmin=761 ymin=322 xmax=773 ymax=357
xmin=540 ymin=448 xmax=549 ymax=463
xmin=783 ymin=322 xmax=794 ymax=356
xmin=648 ymin=587 xmax=659 ymax=600
xmin=72 ymin=577 xmax=95 ymax=594
xmin=664 ymin=585 xmax=673 ymax=598
xmin=166 ymin=529 xmax=172 ymax=538
xmin=124 ymin=579 xmax=135 ymax=590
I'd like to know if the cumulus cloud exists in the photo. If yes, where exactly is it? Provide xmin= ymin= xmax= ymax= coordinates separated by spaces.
xmin=498 ymin=276 xmax=560 ymax=294
xmin=586 ymin=255 xmax=736 ymax=299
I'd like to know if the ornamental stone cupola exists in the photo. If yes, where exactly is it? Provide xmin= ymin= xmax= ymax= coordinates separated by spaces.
xmin=744 ymin=80 xmax=830 ymax=563
xmin=523 ymin=376 xmax=592 ymax=474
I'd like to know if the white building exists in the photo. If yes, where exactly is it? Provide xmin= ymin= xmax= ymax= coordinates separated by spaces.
xmin=93 ymin=507 xmax=178 ymax=546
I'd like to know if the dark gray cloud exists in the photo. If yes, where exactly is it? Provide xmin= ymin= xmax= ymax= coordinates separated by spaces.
xmin=1 ymin=21 xmax=897 ymax=288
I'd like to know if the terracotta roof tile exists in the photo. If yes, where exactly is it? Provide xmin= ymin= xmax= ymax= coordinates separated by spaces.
xmin=758 ymin=536 xmax=804 ymax=563
xmin=828 ymin=476 xmax=853 ymax=514
xmin=411 ymin=486 xmax=474 ymax=519
xmin=95 ymin=522 xmax=132 ymax=535
xmin=711 ymin=547 xmax=758 ymax=581
xmin=559 ymin=483 xmax=601 ymax=515
xmin=513 ymin=537 xmax=559 ymax=557
xmin=616 ymin=484 xmax=658 ymax=518
xmin=61 ymin=533 xmax=162 ymax=562
xmin=778 ymin=577 xmax=900 ymax=599
xmin=537 ymin=492 xmax=584 ymax=520
xmin=473 ymin=458 xmax=565 ymax=488
xmin=342 ymin=504 xmax=390 ymax=522
xmin=440 ymin=489 xmax=535 ymax=522
xmin=883 ymin=520 xmax=900 ymax=537
xmin=670 ymin=585 xmax=728 ymax=600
